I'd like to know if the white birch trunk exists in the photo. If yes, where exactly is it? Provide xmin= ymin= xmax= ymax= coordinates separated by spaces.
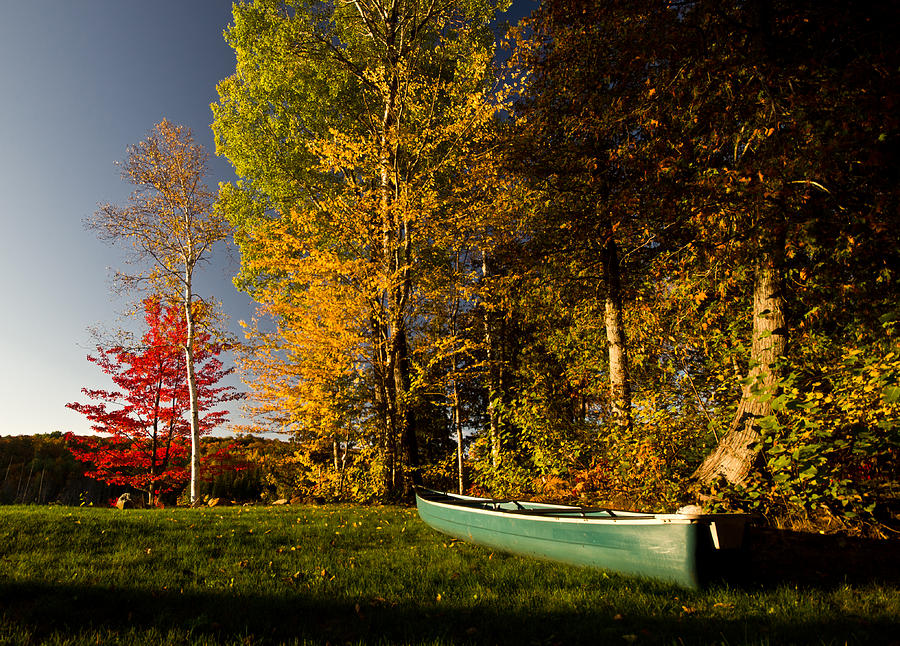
xmin=184 ymin=280 xmax=201 ymax=504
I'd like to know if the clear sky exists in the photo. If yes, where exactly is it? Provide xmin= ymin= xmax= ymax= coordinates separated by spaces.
xmin=0 ymin=0 xmax=535 ymax=438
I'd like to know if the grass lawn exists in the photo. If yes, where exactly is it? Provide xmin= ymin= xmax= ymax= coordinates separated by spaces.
xmin=1 ymin=504 xmax=898 ymax=645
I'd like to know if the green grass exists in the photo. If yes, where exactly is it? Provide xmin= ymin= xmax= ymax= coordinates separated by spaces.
xmin=1 ymin=505 xmax=898 ymax=645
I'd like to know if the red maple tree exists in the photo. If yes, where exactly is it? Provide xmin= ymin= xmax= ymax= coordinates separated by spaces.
xmin=66 ymin=297 xmax=243 ymax=504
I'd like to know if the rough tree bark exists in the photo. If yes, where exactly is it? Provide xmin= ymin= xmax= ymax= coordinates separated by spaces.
xmin=693 ymin=247 xmax=786 ymax=486
xmin=602 ymin=232 xmax=633 ymax=432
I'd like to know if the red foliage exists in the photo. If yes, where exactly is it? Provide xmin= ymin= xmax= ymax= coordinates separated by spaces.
xmin=66 ymin=297 xmax=242 ymax=502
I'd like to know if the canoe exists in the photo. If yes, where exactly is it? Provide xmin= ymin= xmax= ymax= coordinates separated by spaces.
xmin=415 ymin=488 xmax=749 ymax=589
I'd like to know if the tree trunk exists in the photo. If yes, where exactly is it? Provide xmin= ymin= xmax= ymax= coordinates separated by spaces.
xmin=376 ymin=10 xmax=407 ymax=497
xmin=602 ymin=234 xmax=632 ymax=432
xmin=185 ymin=283 xmax=201 ymax=504
xmin=452 ymin=376 xmax=465 ymax=494
xmin=693 ymin=249 xmax=786 ymax=486
xmin=394 ymin=327 xmax=420 ymax=490
xmin=377 ymin=16 xmax=422 ymax=495
xmin=150 ymin=381 xmax=161 ymax=506
xmin=372 ymin=313 xmax=393 ymax=495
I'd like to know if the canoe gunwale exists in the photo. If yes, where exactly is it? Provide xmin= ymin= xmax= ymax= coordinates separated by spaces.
xmin=415 ymin=487 xmax=743 ymax=526
xmin=415 ymin=487 xmax=751 ymax=588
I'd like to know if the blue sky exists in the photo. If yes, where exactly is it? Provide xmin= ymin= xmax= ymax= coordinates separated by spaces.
xmin=0 ymin=1 xmax=249 ymax=437
xmin=0 ymin=1 xmax=535 ymax=437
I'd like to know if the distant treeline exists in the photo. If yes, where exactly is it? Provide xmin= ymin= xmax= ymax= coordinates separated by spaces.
xmin=0 ymin=433 xmax=123 ymax=505
xmin=0 ymin=433 xmax=292 ymax=506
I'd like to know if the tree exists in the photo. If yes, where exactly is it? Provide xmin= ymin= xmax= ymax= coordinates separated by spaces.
xmin=213 ymin=0 xmax=503 ymax=496
xmin=623 ymin=0 xmax=900 ymax=492
xmin=461 ymin=0 xmax=672 ymax=497
xmin=89 ymin=120 xmax=232 ymax=503
xmin=490 ymin=0 xmax=900 ymax=519
xmin=503 ymin=0 xmax=680 ymax=438
xmin=66 ymin=298 xmax=242 ymax=504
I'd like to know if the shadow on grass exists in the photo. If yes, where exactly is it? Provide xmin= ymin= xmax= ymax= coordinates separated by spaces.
xmin=0 ymin=576 xmax=896 ymax=645
xmin=739 ymin=525 xmax=900 ymax=589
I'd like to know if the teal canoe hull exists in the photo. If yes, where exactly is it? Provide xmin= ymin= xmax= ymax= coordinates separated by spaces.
xmin=415 ymin=489 xmax=747 ymax=589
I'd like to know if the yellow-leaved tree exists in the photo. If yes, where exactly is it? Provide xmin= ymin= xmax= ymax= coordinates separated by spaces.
xmin=213 ymin=0 xmax=507 ymax=497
